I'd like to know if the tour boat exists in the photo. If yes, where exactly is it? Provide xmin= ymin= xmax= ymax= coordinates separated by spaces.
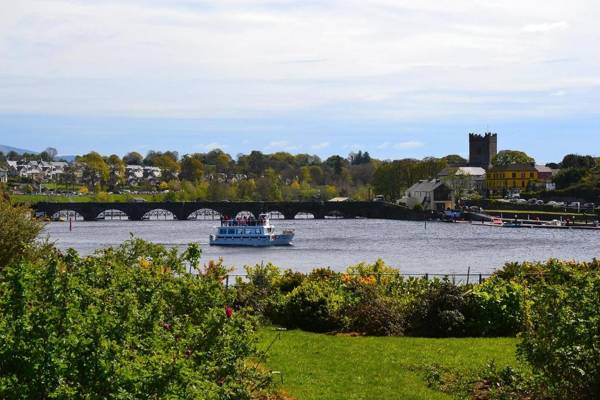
xmin=209 ymin=214 xmax=294 ymax=247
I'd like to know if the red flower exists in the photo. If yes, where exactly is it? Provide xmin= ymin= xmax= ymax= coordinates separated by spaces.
xmin=225 ymin=306 xmax=233 ymax=318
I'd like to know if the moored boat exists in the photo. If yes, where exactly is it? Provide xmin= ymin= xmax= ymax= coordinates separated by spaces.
xmin=209 ymin=213 xmax=294 ymax=247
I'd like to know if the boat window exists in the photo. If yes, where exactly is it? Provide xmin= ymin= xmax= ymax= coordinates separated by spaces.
xmin=219 ymin=228 xmax=226 ymax=234
xmin=228 ymin=229 xmax=235 ymax=234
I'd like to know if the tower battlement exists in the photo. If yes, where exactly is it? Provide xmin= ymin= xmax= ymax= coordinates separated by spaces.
xmin=468 ymin=132 xmax=497 ymax=169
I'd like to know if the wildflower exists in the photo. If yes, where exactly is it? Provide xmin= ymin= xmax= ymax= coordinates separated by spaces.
xmin=225 ymin=306 xmax=233 ymax=318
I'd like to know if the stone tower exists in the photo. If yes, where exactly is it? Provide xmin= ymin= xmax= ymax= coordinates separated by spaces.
xmin=468 ymin=132 xmax=497 ymax=169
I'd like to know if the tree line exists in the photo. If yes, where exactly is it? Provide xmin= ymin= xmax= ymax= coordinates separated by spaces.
xmin=2 ymin=146 xmax=600 ymax=202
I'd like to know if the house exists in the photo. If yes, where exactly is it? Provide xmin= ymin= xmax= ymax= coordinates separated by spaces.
xmin=0 ymin=168 xmax=8 ymax=183
xmin=486 ymin=164 xmax=538 ymax=195
xmin=437 ymin=166 xmax=486 ymax=194
xmin=405 ymin=179 xmax=454 ymax=211
xmin=535 ymin=165 xmax=558 ymax=191
xmin=126 ymin=165 xmax=163 ymax=185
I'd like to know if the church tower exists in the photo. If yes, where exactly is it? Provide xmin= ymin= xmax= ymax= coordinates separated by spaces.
xmin=468 ymin=133 xmax=497 ymax=169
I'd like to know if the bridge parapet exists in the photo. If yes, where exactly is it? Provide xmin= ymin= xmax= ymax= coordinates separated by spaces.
xmin=33 ymin=201 xmax=424 ymax=221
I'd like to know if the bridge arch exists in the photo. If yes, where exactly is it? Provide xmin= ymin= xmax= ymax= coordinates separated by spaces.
xmin=50 ymin=209 xmax=85 ymax=221
xmin=294 ymin=211 xmax=315 ymax=219
xmin=141 ymin=208 xmax=176 ymax=220
xmin=188 ymin=208 xmax=222 ymax=220
xmin=234 ymin=210 xmax=256 ymax=219
xmin=324 ymin=209 xmax=345 ymax=219
xmin=266 ymin=210 xmax=285 ymax=220
xmin=97 ymin=209 xmax=130 ymax=220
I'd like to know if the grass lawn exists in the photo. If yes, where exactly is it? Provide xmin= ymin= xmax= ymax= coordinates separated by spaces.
xmin=260 ymin=329 xmax=520 ymax=400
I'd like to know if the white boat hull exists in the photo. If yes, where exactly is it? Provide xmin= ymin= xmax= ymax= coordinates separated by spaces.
xmin=209 ymin=233 xmax=294 ymax=247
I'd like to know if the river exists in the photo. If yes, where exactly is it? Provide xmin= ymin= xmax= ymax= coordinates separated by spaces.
xmin=42 ymin=219 xmax=600 ymax=274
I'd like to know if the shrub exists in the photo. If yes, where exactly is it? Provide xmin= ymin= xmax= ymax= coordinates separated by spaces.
xmin=342 ymin=286 xmax=405 ymax=336
xmin=0 ymin=239 xmax=270 ymax=399
xmin=518 ymin=272 xmax=600 ymax=399
xmin=280 ymin=280 xmax=346 ymax=332
xmin=406 ymin=280 xmax=468 ymax=337
xmin=0 ymin=199 xmax=45 ymax=269
xmin=466 ymin=278 xmax=526 ymax=337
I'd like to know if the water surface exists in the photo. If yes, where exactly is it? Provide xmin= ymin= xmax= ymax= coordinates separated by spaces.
xmin=44 ymin=219 xmax=600 ymax=274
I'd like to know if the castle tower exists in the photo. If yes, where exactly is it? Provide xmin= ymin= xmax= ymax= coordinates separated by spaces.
xmin=468 ymin=132 xmax=497 ymax=169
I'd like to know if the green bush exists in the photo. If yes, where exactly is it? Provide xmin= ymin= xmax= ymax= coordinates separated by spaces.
xmin=406 ymin=280 xmax=467 ymax=337
xmin=0 ymin=199 xmax=45 ymax=269
xmin=0 ymin=239 xmax=270 ymax=399
xmin=518 ymin=272 xmax=600 ymax=399
xmin=466 ymin=278 xmax=526 ymax=337
xmin=342 ymin=286 xmax=405 ymax=336
xmin=280 ymin=280 xmax=347 ymax=332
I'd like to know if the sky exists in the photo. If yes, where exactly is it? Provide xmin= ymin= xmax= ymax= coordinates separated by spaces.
xmin=1 ymin=0 xmax=599 ymax=162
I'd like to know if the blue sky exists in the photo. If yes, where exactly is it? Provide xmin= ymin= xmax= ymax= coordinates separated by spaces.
xmin=1 ymin=0 xmax=599 ymax=162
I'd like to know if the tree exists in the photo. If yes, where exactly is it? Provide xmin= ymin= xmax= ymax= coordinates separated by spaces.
xmin=77 ymin=152 xmax=110 ymax=190
xmin=179 ymin=154 xmax=205 ymax=182
xmin=442 ymin=154 xmax=468 ymax=167
xmin=123 ymin=151 xmax=143 ymax=165
xmin=561 ymin=154 xmax=596 ymax=169
xmin=492 ymin=150 xmax=535 ymax=167
xmin=106 ymin=154 xmax=125 ymax=190
xmin=44 ymin=147 xmax=58 ymax=160
xmin=0 ymin=199 xmax=45 ymax=269
xmin=349 ymin=150 xmax=372 ymax=165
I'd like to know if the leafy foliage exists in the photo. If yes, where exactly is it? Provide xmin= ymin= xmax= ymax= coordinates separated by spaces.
xmin=0 ymin=239 xmax=271 ymax=399
xmin=491 ymin=150 xmax=535 ymax=167
xmin=0 ymin=199 xmax=45 ymax=269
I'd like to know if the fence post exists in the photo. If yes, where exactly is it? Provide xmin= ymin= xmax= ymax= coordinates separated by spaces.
xmin=478 ymin=273 xmax=482 ymax=284
xmin=225 ymin=275 xmax=229 ymax=289
xmin=424 ymin=273 xmax=429 ymax=281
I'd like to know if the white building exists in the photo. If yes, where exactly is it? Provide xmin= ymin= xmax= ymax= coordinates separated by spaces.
xmin=404 ymin=179 xmax=454 ymax=211
xmin=0 ymin=168 xmax=7 ymax=183
xmin=437 ymin=166 xmax=486 ymax=193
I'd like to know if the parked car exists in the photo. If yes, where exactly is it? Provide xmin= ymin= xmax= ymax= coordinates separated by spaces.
xmin=546 ymin=201 xmax=559 ymax=207
xmin=515 ymin=199 xmax=528 ymax=205
xmin=568 ymin=202 xmax=581 ymax=209
xmin=527 ymin=198 xmax=538 ymax=204
xmin=535 ymin=200 xmax=545 ymax=206
xmin=583 ymin=202 xmax=595 ymax=210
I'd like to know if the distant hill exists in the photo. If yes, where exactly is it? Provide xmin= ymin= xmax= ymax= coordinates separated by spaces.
xmin=0 ymin=144 xmax=37 ymax=155
xmin=57 ymin=155 xmax=77 ymax=162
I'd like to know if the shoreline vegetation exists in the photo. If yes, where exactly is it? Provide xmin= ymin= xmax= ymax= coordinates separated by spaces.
xmin=0 ymin=199 xmax=598 ymax=399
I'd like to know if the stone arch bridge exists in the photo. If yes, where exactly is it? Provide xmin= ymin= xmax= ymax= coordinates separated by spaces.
xmin=33 ymin=201 xmax=423 ymax=221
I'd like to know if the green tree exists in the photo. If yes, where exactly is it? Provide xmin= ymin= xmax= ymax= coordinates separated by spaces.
xmin=77 ymin=152 xmax=110 ymax=190
xmin=442 ymin=154 xmax=468 ymax=167
xmin=492 ymin=150 xmax=535 ymax=167
xmin=106 ymin=154 xmax=125 ymax=190
xmin=179 ymin=154 xmax=205 ymax=182
xmin=0 ymin=199 xmax=45 ymax=269
xmin=123 ymin=151 xmax=143 ymax=165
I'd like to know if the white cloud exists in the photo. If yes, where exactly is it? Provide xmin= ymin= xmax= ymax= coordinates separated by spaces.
xmin=378 ymin=140 xmax=424 ymax=150
xmin=393 ymin=141 xmax=424 ymax=150
xmin=0 ymin=1 xmax=597 ymax=121
xmin=266 ymin=140 xmax=299 ymax=151
xmin=200 ymin=142 xmax=227 ymax=150
xmin=311 ymin=142 xmax=330 ymax=149
xmin=522 ymin=21 xmax=569 ymax=33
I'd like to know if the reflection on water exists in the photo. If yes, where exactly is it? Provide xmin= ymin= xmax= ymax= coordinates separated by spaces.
xmin=43 ymin=219 xmax=600 ymax=274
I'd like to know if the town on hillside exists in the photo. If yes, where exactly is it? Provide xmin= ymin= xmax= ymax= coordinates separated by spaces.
xmin=0 ymin=133 xmax=598 ymax=213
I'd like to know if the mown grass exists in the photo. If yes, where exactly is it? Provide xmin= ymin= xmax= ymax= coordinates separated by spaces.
xmin=260 ymin=329 xmax=520 ymax=400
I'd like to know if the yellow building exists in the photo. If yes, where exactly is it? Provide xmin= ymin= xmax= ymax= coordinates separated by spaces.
xmin=486 ymin=164 xmax=539 ymax=194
